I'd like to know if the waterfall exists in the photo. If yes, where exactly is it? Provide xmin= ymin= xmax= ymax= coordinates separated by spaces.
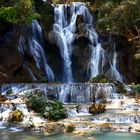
xmin=111 ymin=43 xmax=123 ymax=83
xmin=29 ymin=20 xmax=54 ymax=82
xmin=84 ymin=6 xmax=123 ymax=82
xmin=0 ymin=83 xmax=118 ymax=104
xmin=52 ymin=2 xmax=99 ymax=82
xmin=52 ymin=2 xmax=123 ymax=83
xmin=53 ymin=4 xmax=74 ymax=83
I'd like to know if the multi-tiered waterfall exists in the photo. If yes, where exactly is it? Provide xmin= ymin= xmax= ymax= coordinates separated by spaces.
xmin=1 ymin=2 xmax=137 ymax=134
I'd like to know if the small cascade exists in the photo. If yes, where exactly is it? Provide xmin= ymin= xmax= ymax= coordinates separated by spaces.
xmin=91 ymin=114 xmax=140 ymax=124
xmin=29 ymin=20 xmax=54 ymax=82
xmin=85 ymin=8 xmax=123 ymax=82
xmin=94 ymin=83 xmax=121 ymax=103
xmin=0 ymin=83 xmax=118 ymax=104
xmin=18 ymin=36 xmax=25 ymax=56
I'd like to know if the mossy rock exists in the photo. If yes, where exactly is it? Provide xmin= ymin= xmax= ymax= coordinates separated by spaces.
xmin=131 ymin=84 xmax=140 ymax=94
xmin=65 ymin=123 xmax=75 ymax=133
xmin=100 ymin=123 xmax=111 ymax=129
xmin=89 ymin=75 xmax=110 ymax=83
xmin=114 ymin=80 xmax=126 ymax=93
xmin=8 ymin=109 xmax=24 ymax=122
xmin=89 ymin=104 xmax=106 ymax=115
xmin=44 ymin=123 xmax=64 ymax=134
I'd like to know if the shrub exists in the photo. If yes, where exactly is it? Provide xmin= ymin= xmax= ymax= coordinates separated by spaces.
xmin=26 ymin=90 xmax=67 ymax=121
xmin=0 ymin=0 xmax=39 ymax=24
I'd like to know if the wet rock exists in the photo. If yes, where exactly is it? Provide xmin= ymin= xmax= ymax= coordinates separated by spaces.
xmin=64 ymin=123 xmax=75 ymax=133
xmin=8 ymin=109 xmax=24 ymax=122
xmin=0 ymin=96 xmax=7 ymax=103
xmin=135 ymin=128 xmax=140 ymax=132
xmin=44 ymin=123 xmax=64 ymax=134
xmin=89 ymin=104 xmax=106 ymax=115
xmin=99 ymin=123 xmax=111 ymax=130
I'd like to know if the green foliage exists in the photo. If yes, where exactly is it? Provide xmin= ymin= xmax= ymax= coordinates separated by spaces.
xmin=0 ymin=7 xmax=17 ymax=23
xmin=26 ymin=90 xmax=48 ymax=113
xmin=0 ymin=0 xmax=39 ymax=24
xmin=15 ymin=0 xmax=39 ymax=24
xmin=96 ymin=0 xmax=140 ymax=34
xmin=132 ymin=84 xmax=140 ymax=94
xmin=89 ymin=75 xmax=109 ymax=83
xmin=44 ymin=100 xmax=67 ymax=121
xmin=26 ymin=90 xmax=67 ymax=121
xmin=34 ymin=0 xmax=54 ymax=33
xmin=53 ymin=0 xmax=65 ymax=4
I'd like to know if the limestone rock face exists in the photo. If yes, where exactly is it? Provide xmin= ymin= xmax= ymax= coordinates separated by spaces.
xmin=0 ymin=31 xmax=22 ymax=83
xmin=133 ymin=44 xmax=140 ymax=82
xmin=0 ymin=31 xmax=42 ymax=83
xmin=100 ymin=33 xmax=138 ymax=83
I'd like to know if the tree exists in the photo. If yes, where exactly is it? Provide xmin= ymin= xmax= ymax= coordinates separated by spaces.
xmin=0 ymin=0 xmax=39 ymax=25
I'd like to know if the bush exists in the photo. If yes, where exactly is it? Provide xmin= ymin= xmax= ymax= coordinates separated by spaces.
xmin=89 ymin=75 xmax=109 ymax=83
xmin=26 ymin=90 xmax=67 ymax=121
xmin=0 ymin=0 xmax=39 ymax=24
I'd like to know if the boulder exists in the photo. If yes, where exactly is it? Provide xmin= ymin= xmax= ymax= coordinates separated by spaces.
xmin=8 ymin=109 xmax=24 ymax=122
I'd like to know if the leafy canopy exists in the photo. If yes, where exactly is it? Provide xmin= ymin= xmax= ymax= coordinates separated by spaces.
xmin=0 ymin=0 xmax=39 ymax=24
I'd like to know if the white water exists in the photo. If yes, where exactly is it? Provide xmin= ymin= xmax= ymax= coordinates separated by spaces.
xmin=111 ymin=44 xmax=123 ymax=83
xmin=53 ymin=4 xmax=75 ymax=82
xmin=29 ymin=20 xmax=54 ymax=82
xmin=52 ymin=2 xmax=123 ymax=83
xmin=1 ymin=83 xmax=119 ymax=104
xmin=53 ymin=2 xmax=102 ymax=82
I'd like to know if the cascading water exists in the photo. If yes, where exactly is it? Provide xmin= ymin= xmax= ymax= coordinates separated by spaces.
xmin=0 ymin=83 xmax=118 ymax=104
xmin=52 ymin=3 xmax=96 ymax=82
xmin=52 ymin=2 xmax=123 ymax=83
xmin=111 ymin=43 xmax=123 ymax=83
xmin=53 ymin=4 xmax=74 ymax=82
xmin=29 ymin=20 xmax=54 ymax=82
xmin=84 ymin=6 xmax=123 ymax=82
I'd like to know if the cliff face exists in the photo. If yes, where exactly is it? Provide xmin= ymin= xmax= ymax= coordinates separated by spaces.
xmin=0 ymin=30 xmax=22 ymax=83
xmin=99 ymin=33 xmax=137 ymax=83
xmin=0 ymin=2 xmax=139 ymax=83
